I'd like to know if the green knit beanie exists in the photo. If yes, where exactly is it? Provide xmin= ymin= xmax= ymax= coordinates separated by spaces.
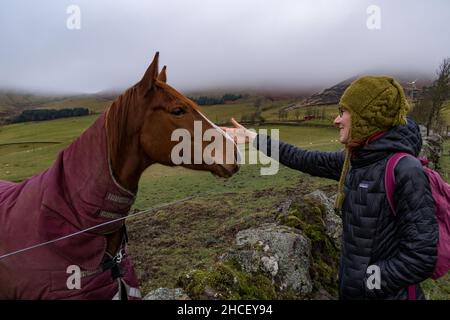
xmin=340 ymin=75 xmax=410 ymax=145
xmin=334 ymin=76 xmax=410 ymax=211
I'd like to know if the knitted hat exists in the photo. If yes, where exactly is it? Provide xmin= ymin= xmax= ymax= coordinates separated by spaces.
xmin=334 ymin=76 xmax=410 ymax=211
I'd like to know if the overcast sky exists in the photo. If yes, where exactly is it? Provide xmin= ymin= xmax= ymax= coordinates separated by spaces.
xmin=0 ymin=0 xmax=449 ymax=94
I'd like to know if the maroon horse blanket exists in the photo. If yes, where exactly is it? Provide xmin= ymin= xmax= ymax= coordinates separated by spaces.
xmin=0 ymin=113 xmax=141 ymax=299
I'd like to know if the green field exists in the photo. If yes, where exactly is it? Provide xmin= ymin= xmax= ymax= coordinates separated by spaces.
xmin=0 ymin=105 xmax=449 ymax=299
xmin=0 ymin=113 xmax=341 ymax=197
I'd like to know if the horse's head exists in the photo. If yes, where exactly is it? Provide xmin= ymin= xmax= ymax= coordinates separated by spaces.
xmin=131 ymin=52 xmax=239 ymax=178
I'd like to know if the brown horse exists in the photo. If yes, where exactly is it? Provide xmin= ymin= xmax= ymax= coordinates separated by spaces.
xmin=104 ymin=52 xmax=239 ymax=256
xmin=0 ymin=52 xmax=239 ymax=299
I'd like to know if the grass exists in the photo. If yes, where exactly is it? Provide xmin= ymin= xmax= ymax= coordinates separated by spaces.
xmin=0 ymin=115 xmax=98 ymax=181
xmin=440 ymin=139 xmax=450 ymax=182
xmin=0 ymin=113 xmax=340 ymax=297
xmin=134 ymin=153 xmax=334 ymax=210
xmin=0 ymin=106 xmax=449 ymax=299
xmin=0 ymin=113 xmax=340 ymax=202
xmin=198 ymin=97 xmax=294 ymax=124
xmin=197 ymin=98 xmax=339 ymax=126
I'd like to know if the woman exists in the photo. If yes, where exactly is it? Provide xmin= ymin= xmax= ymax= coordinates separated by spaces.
xmin=223 ymin=76 xmax=438 ymax=299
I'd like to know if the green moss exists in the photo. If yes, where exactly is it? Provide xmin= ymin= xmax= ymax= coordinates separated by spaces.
xmin=177 ymin=269 xmax=212 ymax=299
xmin=422 ymin=273 xmax=450 ymax=300
xmin=177 ymin=261 xmax=277 ymax=300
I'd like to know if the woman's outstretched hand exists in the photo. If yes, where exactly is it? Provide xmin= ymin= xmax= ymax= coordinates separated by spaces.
xmin=221 ymin=118 xmax=257 ymax=145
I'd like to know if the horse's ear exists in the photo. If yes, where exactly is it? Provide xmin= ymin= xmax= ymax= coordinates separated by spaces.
xmin=157 ymin=65 xmax=167 ymax=83
xmin=139 ymin=52 xmax=159 ymax=93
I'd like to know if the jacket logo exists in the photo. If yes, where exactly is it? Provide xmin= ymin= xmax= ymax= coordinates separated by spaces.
xmin=359 ymin=182 xmax=369 ymax=189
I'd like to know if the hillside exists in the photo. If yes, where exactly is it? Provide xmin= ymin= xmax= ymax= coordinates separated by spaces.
xmin=287 ymin=74 xmax=433 ymax=110
xmin=0 ymin=89 xmax=300 ymax=125
xmin=0 ymin=90 xmax=114 ymax=120
xmin=0 ymin=90 xmax=63 ymax=109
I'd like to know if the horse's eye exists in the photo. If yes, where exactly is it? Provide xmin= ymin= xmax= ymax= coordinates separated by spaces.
xmin=171 ymin=108 xmax=186 ymax=116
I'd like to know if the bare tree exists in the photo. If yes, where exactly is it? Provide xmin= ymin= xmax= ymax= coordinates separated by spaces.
xmin=426 ymin=58 xmax=450 ymax=136
xmin=253 ymin=97 xmax=263 ymax=122
xmin=278 ymin=109 xmax=288 ymax=121
xmin=409 ymin=86 xmax=432 ymax=125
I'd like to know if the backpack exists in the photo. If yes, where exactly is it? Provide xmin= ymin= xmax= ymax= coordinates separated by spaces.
xmin=385 ymin=152 xmax=450 ymax=299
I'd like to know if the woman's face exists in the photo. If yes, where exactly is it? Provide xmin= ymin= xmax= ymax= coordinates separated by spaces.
xmin=334 ymin=106 xmax=351 ymax=145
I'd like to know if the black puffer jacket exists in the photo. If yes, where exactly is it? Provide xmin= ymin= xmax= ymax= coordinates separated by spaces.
xmin=255 ymin=118 xmax=438 ymax=300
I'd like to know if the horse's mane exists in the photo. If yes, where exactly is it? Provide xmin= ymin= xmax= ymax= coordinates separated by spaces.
xmin=105 ymin=86 xmax=138 ymax=170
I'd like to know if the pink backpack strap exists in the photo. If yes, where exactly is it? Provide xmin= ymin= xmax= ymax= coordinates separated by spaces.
xmin=385 ymin=152 xmax=417 ymax=300
xmin=385 ymin=152 xmax=411 ymax=215
xmin=408 ymin=285 xmax=417 ymax=300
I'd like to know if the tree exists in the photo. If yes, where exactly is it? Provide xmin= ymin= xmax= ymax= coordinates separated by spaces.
xmin=252 ymin=98 xmax=263 ymax=123
xmin=278 ymin=109 xmax=288 ymax=121
xmin=409 ymin=86 xmax=432 ymax=126
xmin=425 ymin=58 xmax=450 ymax=135
xmin=278 ymin=109 xmax=283 ymax=121
xmin=9 ymin=107 xmax=89 ymax=123
xmin=294 ymin=109 xmax=301 ymax=120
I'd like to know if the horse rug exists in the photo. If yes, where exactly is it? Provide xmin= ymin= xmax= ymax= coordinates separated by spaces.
xmin=0 ymin=113 xmax=142 ymax=299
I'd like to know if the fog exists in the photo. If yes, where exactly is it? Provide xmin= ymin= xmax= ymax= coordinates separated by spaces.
xmin=0 ymin=0 xmax=449 ymax=94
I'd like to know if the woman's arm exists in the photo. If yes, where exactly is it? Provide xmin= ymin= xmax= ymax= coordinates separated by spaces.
xmin=221 ymin=118 xmax=345 ymax=181
xmin=254 ymin=134 xmax=345 ymax=181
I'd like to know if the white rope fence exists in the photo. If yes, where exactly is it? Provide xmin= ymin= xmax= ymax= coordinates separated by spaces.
xmin=0 ymin=196 xmax=193 ymax=261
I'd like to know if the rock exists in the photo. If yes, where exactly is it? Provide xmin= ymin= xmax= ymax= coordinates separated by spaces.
xmin=419 ymin=125 xmax=443 ymax=170
xmin=202 ymin=286 xmax=220 ymax=300
xmin=144 ymin=288 xmax=190 ymax=300
xmin=231 ymin=223 xmax=313 ymax=294
xmin=276 ymin=198 xmax=293 ymax=218
xmin=305 ymin=190 xmax=342 ymax=249
xmin=311 ymin=288 xmax=336 ymax=300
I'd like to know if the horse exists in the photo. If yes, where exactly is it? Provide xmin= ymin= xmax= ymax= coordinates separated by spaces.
xmin=0 ymin=52 xmax=239 ymax=299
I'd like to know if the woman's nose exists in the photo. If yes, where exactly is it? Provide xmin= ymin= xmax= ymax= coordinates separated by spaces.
xmin=333 ymin=115 xmax=341 ymax=127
